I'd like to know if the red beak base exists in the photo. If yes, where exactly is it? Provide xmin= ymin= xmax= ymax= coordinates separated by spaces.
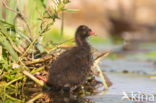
xmin=89 ymin=31 xmax=95 ymax=36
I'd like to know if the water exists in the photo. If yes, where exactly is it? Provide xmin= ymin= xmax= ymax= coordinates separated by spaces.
xmin=85 ymin=42 xmax=156 ymax=103
xmin=84 ymin=72 xmax=156 ymax=103
xmin=100 ymin=59 xmax=156 ymax=75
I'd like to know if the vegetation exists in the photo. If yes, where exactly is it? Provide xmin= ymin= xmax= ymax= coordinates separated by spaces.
xmin=0 ymin=0 xmax=75 ymax=102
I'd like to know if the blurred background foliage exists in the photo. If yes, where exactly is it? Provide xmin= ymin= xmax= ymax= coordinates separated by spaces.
xmin=64 ymin=0 xmax=156 ymax=44
xmin=63 ymin=0 xmax=156 ymax=56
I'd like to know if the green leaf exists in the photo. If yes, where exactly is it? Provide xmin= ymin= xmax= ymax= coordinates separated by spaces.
xmin=0 ymin=34 xmax=18 ymax=61
xmin=6 ymin=0 xmax=17 ymax=24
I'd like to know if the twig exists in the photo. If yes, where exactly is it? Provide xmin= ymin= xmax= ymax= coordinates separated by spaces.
xmin=93 ymin=50 xmax=111 ymax=90
xmin=3 ymin=75 xmax=24 ymax=102
xmin=48 ymin=38 xmax=74 ymax=53
xmin=26 ymin=93 xmax=44 ymax=103
xmin=5 ymin=76 xmax=24 ymax=87
xmin=4 ymin=93 xmax=22 ymax=102
xmin=23 ymin=70 xmax=44 ymax=87
xmin=5 ymin=67 xmax=44 ymax=87
xmin=24 ymin=55 xmax=54 ymax=66
xmin=20 ymin=38 xmax=37 ymax=59
xmin=94 ymin=50 xmax=111 ymax=61
xmin=95 ymin=65 xmax=109 ymax=90
xmin=58 ymin=44 xmax=74 ymax=49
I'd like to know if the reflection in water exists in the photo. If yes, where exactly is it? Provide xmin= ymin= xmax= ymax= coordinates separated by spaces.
xmin=49 ymin=96 xmax=94 ymax=103
xmin=46 ymin=75 xmax=105 ymax=103
xmin=47 ymin=90 xmax=95 ymax=103
xmin=26 ymin=75 xmax=105 ymax=102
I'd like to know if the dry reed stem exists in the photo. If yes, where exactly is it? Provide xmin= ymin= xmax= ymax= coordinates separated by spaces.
xmin=23 ymin=70 xmax=44 ymax=87
xmin=93 ymin=50 xmax=111 ymax=90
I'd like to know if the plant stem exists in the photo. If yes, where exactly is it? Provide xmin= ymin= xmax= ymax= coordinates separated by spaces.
xmin=60 ymin=11 xmax=64 ymax=37
xmin=23 ymin=70 xmax=44 ymax=87
xmin=20 ymin=37 xmax=37 ymax=59
xmin=26 ymin=93 xmax=44 ymax=103
xmin=4 ymin=93 xmax=23 ymax=102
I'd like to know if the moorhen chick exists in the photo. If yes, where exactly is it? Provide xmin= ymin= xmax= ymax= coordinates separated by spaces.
xmin=47 ymin=25 xmax=95 ymax=91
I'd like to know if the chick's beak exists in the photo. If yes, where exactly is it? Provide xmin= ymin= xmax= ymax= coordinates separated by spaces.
xmin=89 ymin=31 xmax=95 ymax=36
